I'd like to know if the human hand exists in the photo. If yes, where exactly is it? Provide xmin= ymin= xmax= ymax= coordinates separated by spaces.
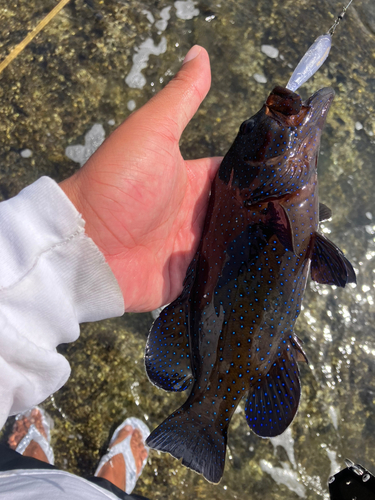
xmin=60 ymin=46 xmax=222 ymax=313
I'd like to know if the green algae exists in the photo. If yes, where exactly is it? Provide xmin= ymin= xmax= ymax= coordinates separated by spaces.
xmin=1 ymin=1 xmax=375 ymax=499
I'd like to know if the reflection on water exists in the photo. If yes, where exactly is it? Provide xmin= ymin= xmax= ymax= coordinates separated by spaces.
xmin=1 ymin=0 xmax=375 ymax=498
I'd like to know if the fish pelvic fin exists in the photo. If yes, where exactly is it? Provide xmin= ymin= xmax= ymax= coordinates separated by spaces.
xmin=245 ymin=342 xmax=301 ymax=438
xmin=146 ymin=405 xmax=227 ymax=484
xmin=310 ymin=232 xmax=356 ymax=287
xmin=145 ymin=258 xmax=196 ymax=392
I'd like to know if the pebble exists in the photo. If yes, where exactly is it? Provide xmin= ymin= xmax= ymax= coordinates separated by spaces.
xmin=261 ymin=44 xmax=279 ymax=58
xmin=253 ymin=73 xmax=267 ymax=84
xmin=20 ymin=148 xmax=32 ymax=158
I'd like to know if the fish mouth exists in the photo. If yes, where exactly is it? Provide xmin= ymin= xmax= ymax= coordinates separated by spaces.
xmin=303 ymin=87 xmax=335 ymax=128
xmin=266 ymin=86 xmax=334 ymax=130
xmin=265 ymin=86 xmax=335 ymax=164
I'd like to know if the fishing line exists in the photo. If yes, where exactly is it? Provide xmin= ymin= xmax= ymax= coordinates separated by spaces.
xmin=286 ymin=0 xmax=354 ymax=92
xmin=328 ymin=0 xmax=354 ymax=36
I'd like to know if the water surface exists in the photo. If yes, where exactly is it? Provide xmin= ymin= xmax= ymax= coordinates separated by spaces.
xmin=1 ymin=1 xmax=375 ymax=499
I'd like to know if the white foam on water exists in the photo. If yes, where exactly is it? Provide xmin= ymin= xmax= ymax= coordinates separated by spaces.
xmin=269 ymin=427 xmax=296 ymax=468
xmin=174 ymin=0 xmax=199 ymax=20
xmin=326 ymin=449 xmax=341 ymax=477
xmin=20 ymin=148 xmax=32 ymax=158
xmin=261 ymin=44 xmax=279 ymax=58
xmin=155 ymin=6 xmax=171 ymax=32
xmin=107 ymin=119 xmax=115 ymax=126
xmin=142 ymin=9 xmax=155 ymax=24
xmin=328 ymin=406 xmax=338 ymax=430
xmin=65 ymin=123 xmax=105 ymax=167
xmin=253 ymin=73 xmax=267 ymax=84
xmin=260 ymin=460 xmax=306 ymax=498
xmin=299 ymin=469 xmax=329 ymax=500
xmin=125 ymin=37 xmax=167 ymax=89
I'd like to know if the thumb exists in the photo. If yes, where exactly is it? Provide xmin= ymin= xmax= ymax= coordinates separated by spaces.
xmin=140 ymin=45 xmax=211 ymax=139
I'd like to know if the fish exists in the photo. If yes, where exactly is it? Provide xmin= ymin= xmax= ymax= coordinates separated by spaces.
xmin=144 ymin=86 xmax=356 ymax=484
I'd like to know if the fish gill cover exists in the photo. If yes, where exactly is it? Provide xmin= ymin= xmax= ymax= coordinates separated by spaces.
xmin=145 ymin=86 xmax=356 ymax=484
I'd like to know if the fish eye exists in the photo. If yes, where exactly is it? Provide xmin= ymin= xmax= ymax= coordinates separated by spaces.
xmin=240 ymin=118 xmax=255 ymax=135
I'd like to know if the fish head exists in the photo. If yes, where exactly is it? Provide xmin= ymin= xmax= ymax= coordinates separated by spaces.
xmin=221 ymin=86 xmax=335 ymax=196
xmin=240 ymin=85 xmax=335 ymax=163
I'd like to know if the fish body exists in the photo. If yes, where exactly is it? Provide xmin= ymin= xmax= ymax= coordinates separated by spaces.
xmin=145 ymin=86 xmax=355 ymax=483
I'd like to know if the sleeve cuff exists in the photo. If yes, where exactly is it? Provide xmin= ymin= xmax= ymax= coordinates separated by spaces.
xmin=0 ymin=176 xmax=125 ymax=324
xmin=0 ymin=176 xmax=125 ymax=424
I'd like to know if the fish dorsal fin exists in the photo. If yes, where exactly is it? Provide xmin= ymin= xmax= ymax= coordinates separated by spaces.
xmin=319 ymin=203 xmax=332 ymax=222
xmin=311 ymin=233 xmax=356 ymax=287
xmin=145 ymin=260 xmax=196 ymax=392
xmin=245 ymin=343 xmax=301 ymax=438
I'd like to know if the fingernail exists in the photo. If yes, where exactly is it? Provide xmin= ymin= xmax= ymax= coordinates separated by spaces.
xmin=183 ymin=45 xmax=202 ymax=64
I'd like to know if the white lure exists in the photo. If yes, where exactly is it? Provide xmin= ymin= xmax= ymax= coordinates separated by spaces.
xmin=286 ymin=34 xmax=332 ymax=92
xmin=286 ymin=0 xmax=353 ymax=92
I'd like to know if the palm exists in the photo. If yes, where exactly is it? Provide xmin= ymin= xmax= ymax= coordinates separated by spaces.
xmin=76 ymin=120 xmax=219 ymax=311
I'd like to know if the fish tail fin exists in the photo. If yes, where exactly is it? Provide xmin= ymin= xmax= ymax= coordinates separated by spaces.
xmin=146 ymin=405 xmax=227 ymax=484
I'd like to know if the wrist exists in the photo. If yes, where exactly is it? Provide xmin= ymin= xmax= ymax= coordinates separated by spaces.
xmin=59 ymin=173 xmax=84 ymax=217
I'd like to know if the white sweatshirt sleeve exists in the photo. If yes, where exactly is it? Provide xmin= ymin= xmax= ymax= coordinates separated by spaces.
xmin=0 ymin=177 xmax=125 ymax=429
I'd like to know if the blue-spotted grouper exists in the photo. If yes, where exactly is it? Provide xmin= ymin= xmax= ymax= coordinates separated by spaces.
xmin=144 ymin=86 xmax=356 ymax=483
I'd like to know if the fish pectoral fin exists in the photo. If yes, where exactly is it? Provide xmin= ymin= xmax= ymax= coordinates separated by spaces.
xmin=245 ymin=346 xmax=301 ymax=438
xmin=319 ymin=202 xmax=332 ymax=222
xmin=310 ymin=233 xmax=356 ymax=287
xmin=267 ymin=201 xmax=296 ymax=254
xmin=145 ymin=258 xmax=197 ymax=392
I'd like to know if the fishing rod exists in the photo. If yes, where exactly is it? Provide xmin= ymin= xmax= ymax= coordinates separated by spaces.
xmin=286 ymin=0 xmax=354 ymax=92
xmin=0 ymin=0 xmax=72 ymax=75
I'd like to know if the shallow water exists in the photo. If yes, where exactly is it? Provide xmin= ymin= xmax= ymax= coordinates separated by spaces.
xmin=1 ymin=1 xmax=375 ymax=498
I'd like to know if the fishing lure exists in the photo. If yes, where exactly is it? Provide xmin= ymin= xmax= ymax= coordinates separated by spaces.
xmin=286 ymin=0 xmax=354 ymax=92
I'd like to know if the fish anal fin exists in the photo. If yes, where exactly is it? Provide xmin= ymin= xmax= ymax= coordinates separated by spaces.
xmin=146 ymin=404 xmax=227 ymax=484
xmin=311 ymin=233 xmax=356 ymax=287
xmin=245 ymin=345 xmax=301 ymax=437
xmin=319 ymin=203 xmax=332 ymax=222
xmin=267 ymin=201 xmax=296 ymax=254
xmin=145 ymin=258 xmax=197 ymax=392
